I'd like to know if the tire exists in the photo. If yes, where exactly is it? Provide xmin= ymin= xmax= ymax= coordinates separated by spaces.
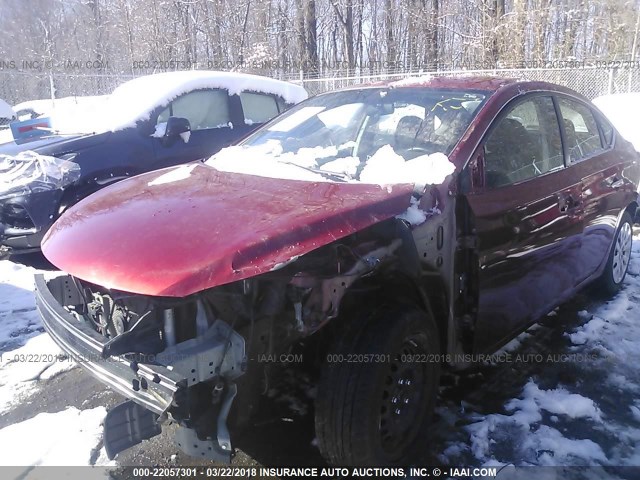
xmin=315 ymin=304 xmax=441 ymax=466
xmin=596 ymin=211 xmax=633 ymax=296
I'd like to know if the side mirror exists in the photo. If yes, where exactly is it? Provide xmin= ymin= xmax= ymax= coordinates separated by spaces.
xmin=163 ymin=117 xmax=191 ymax=145
xmin=165 ymin=116 xmax=190 ymax=137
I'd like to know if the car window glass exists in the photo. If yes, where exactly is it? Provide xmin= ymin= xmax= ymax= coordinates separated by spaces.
xmin=157 ymin=89 xmax=230 ymax=131
xmin=596 ymin=113 xmax=614 ymax=147
xmin=484 ymin=96 xmax=564 ymax=188
xmin=240 ymin=92 xmax=279 ymax=124
xmin=557 ymin=98 xmax=602 ymax=162
xmin=276 ymin=97 xmax=288 ymax=113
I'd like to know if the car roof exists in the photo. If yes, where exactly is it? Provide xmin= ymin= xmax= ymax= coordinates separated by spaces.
xmin=332 ymin=75 xmax=580 ymax=95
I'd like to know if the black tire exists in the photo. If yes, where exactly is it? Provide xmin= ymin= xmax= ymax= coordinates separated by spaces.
xmin=315 ymin=304 xmax=441 ymax=466
xmin=596 ymin=211 xmax=633 ymax=296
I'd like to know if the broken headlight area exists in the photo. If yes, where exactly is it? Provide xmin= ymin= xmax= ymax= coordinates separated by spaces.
xmin=36 ymin=227 xmax=407 ymax=461
xmin=0 ymin=151 xmax=80 ymax=201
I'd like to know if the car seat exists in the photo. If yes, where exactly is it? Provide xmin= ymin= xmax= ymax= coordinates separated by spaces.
xmin=394 ymin=116 xmax=423 ymax=151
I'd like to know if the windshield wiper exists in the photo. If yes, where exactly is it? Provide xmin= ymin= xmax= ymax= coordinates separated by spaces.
xmin=278 ymin=160 xmax=352 ymax=182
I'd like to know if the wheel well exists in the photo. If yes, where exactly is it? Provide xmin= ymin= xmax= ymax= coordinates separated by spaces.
xmin=625 ymin=201 xmax=639 ymax=223
xmin=334 ymin=272 xmax=449 ymax=355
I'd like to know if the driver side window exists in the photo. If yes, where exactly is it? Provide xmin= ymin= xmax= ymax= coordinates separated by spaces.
xmin=484 ymin=96 xmax=563 ymax=189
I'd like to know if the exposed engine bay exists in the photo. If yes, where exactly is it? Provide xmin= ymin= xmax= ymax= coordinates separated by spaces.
xmin=53 ymin=218 xmax=425 ymax=461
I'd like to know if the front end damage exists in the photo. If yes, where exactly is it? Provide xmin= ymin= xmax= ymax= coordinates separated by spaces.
xmin=0 ymin=151 xmax=80 ymax=256
xmin=35 ymin=220 xmax=413 ymax=461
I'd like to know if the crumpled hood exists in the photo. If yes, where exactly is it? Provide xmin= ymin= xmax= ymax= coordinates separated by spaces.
xmin=42 ymin=163 xmax=415 ymax=297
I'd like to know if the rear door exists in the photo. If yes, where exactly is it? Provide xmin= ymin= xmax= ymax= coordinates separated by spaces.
xmin=554 ymin=95 xmax=631 ymax=284
xmin=152 ymin=88 xmax=238 ymax=169
xmin=466 ymin=94 xmax=584 ymax=353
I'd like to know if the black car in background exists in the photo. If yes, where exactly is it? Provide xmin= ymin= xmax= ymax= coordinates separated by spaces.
xmin=0 ymin=71 xmax=307 ymax=257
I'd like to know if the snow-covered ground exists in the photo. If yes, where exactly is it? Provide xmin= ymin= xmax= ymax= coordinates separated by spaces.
xmin=1 ymin=235 xmax=640 ymax=474
xmin=0 ymin=233 xmax=640 ymax=472
xmin=0 ymin=261 xmax=111 ymax=469
xmin=429 ymin=230 xmax=640 ymax=478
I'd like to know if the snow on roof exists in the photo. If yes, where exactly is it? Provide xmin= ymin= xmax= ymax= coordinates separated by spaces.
xmin=13 ymin=95 xmax=110 ymax=134
xmin=102 ymin=70 xmax=308 ymax=131
xmin=592 ymin=93 xmax=640 ymax=152
xmin=0 ymin=98 xmax=14 ymax=120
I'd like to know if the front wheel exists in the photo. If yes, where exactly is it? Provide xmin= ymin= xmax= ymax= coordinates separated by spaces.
xmin=596 ymin=211 xmax=633 ymax=296
xmin=315 ymin=305 xmax=441 ymax=466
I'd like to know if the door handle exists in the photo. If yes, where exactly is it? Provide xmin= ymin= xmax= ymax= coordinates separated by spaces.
xmin=558 ymin=194 xmax=578 ymax=213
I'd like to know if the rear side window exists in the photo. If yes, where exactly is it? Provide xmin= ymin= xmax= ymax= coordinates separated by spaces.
xmin=484 ymin=96 xmax=564 ymax=188
xmin=596 ymin=113 xmax=614 ymax=147
xmin=158 ymin=89 xmax=230 ymax=130
xmin=557 ymin=98 xmax=603 ymax=162
xmin=240 ymin=92 xmax=279 ymax=124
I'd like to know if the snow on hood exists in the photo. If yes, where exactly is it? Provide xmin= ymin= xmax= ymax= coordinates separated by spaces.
xmin=100 ymin=71 xmax=307 ymax=132
xmin=359 ymin=145 xmax=455 ymax=189
xmin=0 ymin=99 xmax=14 ymax=120
xmin=593 ymin=93 xmax=640 ymax=152
xmin=206 ymin=142 xmax=456 ymax=189
xmin=206 ymin=142 xmax=455 ymax=227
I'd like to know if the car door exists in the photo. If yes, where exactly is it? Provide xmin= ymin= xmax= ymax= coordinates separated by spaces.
xmin=466 ymin=94 xmax=584 ymax=354
xmin=554 ymin=95 xmax=630 ymax=284
xmin=152 ymin=88 xmax=239 ymax=169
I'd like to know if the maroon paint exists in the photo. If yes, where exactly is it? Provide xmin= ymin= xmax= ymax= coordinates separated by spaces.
xmin=42 ymin=164 xmax=415 ymax=297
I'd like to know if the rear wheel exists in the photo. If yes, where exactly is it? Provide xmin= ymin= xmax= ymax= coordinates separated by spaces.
xmin=596 ymin=212 xmax=633 ymax=296
xmin=315 ymin=304 xmax=440 ymax=466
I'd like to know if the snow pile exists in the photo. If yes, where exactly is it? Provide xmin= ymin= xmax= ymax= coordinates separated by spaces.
xmin=0 ymin=98 xmax=14 ymax=121
xmin=13 ymin=95 xmax=109 ymax=135
xmin=101 ymin=71 xmax=307 ymax=132
xmin=0 ymin=130 xmax=13 ymax=145
xmin=0 ymin=261 xmax=74 ymax=412
xmin=207 ymin=141 xmax=360 ymax=183
xmin=593 ymin=93 xmax=640 ymax=152
xmin=359 ymin=145 xmax=455 ymax=188
xmin=0 ymin=406 xmax=106 ymax=466
xmin=466 ymin=379 xmax=606 ymax=465
xmin=208 ymin=142 xmax=455 ymax=191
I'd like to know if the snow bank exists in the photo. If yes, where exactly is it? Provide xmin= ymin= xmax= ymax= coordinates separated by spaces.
xmin=0 ymin=261 xmax=73 ymax=412
xmin=13 ymin=95 xmax=109 ymax=135
xmin=466 ymin=380 xmax=606 ymax=465
xmin=593 ymin=93 xmax=640 ymax=152
xmin=0 ymin=333 xmax=72 ymax=413
xmin=0 ymin=406 xmax=106 ymax=466
xmin=102 ymin=71 xmax=307 ymax=132
xmin=0 ymin=98 xmax=14 ymax=120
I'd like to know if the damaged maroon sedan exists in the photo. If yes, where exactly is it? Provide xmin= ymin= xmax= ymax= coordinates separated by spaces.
xmin=35 ymin=77 xmax=639 ymax=466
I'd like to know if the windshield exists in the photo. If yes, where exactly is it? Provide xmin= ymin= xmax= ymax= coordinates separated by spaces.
xmin=206 ymin=88 xmax=486 ymax=185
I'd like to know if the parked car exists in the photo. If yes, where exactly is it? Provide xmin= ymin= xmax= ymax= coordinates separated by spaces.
xmin=0 ymin=71 xmax=307 ymax=257
xmin=35 ymin=77 xmax=639 ymax=466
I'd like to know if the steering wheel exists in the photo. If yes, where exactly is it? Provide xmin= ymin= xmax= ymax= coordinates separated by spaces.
xmin=402 ymin=142 xmax=439 ymax=159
